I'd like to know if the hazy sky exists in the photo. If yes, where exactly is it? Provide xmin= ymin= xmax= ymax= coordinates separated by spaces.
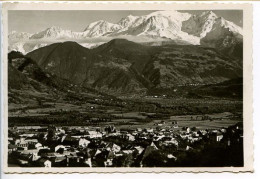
xmin=8 ymin=10 xmax=243 ymax=33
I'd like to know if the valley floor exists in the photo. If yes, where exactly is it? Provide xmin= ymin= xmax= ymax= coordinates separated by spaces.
xmin=7 ymin=97 xmax=243 ymax=167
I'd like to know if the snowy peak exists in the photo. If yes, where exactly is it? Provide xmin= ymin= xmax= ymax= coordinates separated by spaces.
xmin=146 ymin=10 xmax=191 ymax=21
xmin=131 ymin=15 xmax=181 ymax=36
xmin=199 ymin=15 xmax=243 ymax=51
xmin=182 ymin=11 xmax=218 ymax=38
xmin=9 ymin=31 xmax=32 ymax=41
xmin=200 ymin=11 xmax=218 ymax=19
xmin=112 ymin=10 xmax=199 ymax=44
xmin=8 ymin=42 xmax=48 ymax=55
xmin=117 ymin=15 xmax=141 ymax=28
xmin=200 ymin=16 xmax=243 ymax=47
xmin=141 ymin=10 xmax=191 ymax=32
xmin=83 ymin=20 xmax=122 ymax=37
xmin=46 ymin=26 xmax=63 ymax=31
xmin=147 ymin=13 xmax=184 ymax=30
xmin=84 ymin=20 xmax=112 ymax=30
xmin=215 ymin=17 xmax=243 ymax=35
xmin=182 ymin=11 xmax=242 ymax=38
xmin=30 ymin=26 xmax=75 ymax=39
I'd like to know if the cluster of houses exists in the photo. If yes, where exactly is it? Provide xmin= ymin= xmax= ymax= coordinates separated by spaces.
xmin=8 ymin=122 xmax=243 ymax=167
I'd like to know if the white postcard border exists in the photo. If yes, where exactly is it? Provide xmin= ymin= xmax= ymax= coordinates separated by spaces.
xmin=1 ymin=1 xmax=253 ymax=173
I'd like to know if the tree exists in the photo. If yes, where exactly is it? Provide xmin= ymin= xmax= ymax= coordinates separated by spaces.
xmin=142 ymin=150 xmax=168 ymax=167
xmin=113 ymin=154 xmax=134 ymax=167
xmin=47 ymin=128 xmax=55 ymax=141
xmin=38 ymin=133 xmax=45 ymax=143
xmin=191 ymin=127 xmax=197 ymax=131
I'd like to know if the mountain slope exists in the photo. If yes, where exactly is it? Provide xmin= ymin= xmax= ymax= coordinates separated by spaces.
xmin=8 ymin=51 xmax=63 ymax=104
xmin=92 ymin=39 xmax=151 ymax=71
xmin=8 ymin=51 xmax=104 ymax=105
xmin=26 ymin=41 xmax=95 ymax=84
xmin=8 ymin=51 xmax=75 ymax=91
xmin=189 ymin=77 xmax=243 ymax=99
xmin=26 ymin=39 xmax=242 ymax=95
xmin=26 ymin=41 xmax=148 ymax=94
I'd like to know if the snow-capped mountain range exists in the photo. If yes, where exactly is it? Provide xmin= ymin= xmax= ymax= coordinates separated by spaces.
xmin=9 ymin=10 xmax=243 ymax=54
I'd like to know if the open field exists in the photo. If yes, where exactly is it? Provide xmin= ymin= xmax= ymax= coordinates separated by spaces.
xmin=107 ymin=115 xmax=241 ymax=130
xmin=8 ymin=95 xmax=242 ymax=131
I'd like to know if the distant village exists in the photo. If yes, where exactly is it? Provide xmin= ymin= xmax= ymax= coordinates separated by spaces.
xmin=8 ymin=121 xmax=243 ymax=167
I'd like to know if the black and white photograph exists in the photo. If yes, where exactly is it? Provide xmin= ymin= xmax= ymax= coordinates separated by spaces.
xmin=2 ymin=2 xmax=253 ymax=173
